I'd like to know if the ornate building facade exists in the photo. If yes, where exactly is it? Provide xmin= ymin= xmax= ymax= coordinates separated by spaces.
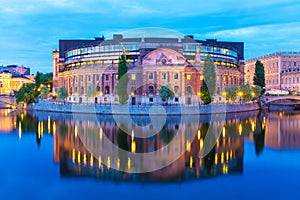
xmin=0 ymin=72 xmax=33 ymax=95
xmin=245 ymin=52 xmax=300 ymax=93
xmin=53 ymin=34 xmax=244 ymax=105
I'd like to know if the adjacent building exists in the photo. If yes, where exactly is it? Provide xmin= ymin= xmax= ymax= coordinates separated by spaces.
xmin=53 ymin=33 xmax=244 ymax=105
xmin=0 ymin=65 xmax=34 ymax=95
xmin=245 ymin=52 xmax=300 ymax=93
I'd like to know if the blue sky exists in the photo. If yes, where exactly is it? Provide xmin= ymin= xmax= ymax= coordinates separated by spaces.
xmin=1 ymin=0 xmax=300 ymax=73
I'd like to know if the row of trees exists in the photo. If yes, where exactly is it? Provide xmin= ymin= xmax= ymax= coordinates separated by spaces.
xmin=224 ymin=83 xmax=262 ymax=102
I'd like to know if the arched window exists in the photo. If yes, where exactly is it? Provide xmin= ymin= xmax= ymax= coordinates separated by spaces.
xmin=186 ymin=86 xmax=192 ymax=94
xmin=148 ymin=85 xmax=154 ymax=94
xmin=105 ymin=85 xmax=110 ymax=94
xmin=96 ymin=86 xmax=100 ymax=91
xmin=174 ymin=86 xmax=179 ymax=93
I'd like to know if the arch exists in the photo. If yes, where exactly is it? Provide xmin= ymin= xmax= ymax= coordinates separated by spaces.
xmin=96 ymin=85 xmax=100 ymax=91
xmin=265 ymin=96 xmax=300 ymax=105
xmin=148 ymin=85 xmax=154 ymax=94
xmin=142 ymin=48 xmax=186 ymax=66
xmin=186 ymin=86 xmax=192 ymax=95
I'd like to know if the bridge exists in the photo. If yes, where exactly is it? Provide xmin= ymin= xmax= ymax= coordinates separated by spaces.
xmin=0 ymin=96 xmax=18 ymax=108
xmin=262 ymin=95 xmax=300 ymax=111
xmin=263 ymin=95 xmax=300 ymax=105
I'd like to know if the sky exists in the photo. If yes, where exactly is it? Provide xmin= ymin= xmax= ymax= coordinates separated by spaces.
xmin=1 ymin=0 xmax=300 ymax=73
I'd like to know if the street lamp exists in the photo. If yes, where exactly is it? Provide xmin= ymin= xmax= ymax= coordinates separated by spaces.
xmin=237 ymin=91 xmax=243 ymax=103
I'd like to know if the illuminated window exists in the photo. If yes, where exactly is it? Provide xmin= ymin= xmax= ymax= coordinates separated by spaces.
xmin=200 ymin=75 xmax=204 ymax=81
xmin=116 ymin=75 xmax=118 ymax=80
xmin=187 ymin=74 xmax=191 ymax=80
xmin=131 ymin=74 xmax=136 ymax=80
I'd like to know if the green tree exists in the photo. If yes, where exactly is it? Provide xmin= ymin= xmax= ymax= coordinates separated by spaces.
xmin=57 ymin=86 xmax=68 ymax=100
xmin=253 ymin=114 xmax=265 ymax=156
xmin=39 ymin=85 xmax=50 ymax=98
xmin=200 ymin=81 xmax=212 ymax=105
xmin=35 ymin=71 xmax=42 ymax=87
xmin=159 ymin=125 xmax=175 ymax=144
xmin=158 ymin=84 xmax=174 ymax=102
xmin=224 ymin=85 xmax=239 ymax=102
xmin=253 ymin=60 xmax=266 ymax=94
xmin=14 ymin=83 xmax=37 ymax=104
xmin=239 ymin=83 xmax=252 ymax=101
xmin=201 ymin=55 xmax=216 ymax=104
xmin=116 ymin=54 xmax=129 ymax=105
xmin=87 ymin=85 xmax=98 ymax=100
xmin=252 ymin=85 xmax=262 ymax=98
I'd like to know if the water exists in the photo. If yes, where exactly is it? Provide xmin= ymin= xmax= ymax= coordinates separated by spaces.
xmin=0 ymin=109 xmax=300 ymax=199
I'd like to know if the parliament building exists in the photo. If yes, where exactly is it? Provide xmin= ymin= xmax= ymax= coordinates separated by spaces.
xmin=52 ymin=32 xmax=244 ymax=105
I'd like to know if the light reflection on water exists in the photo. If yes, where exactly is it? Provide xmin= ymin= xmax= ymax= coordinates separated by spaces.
xmin=0 ymin=110 xmax=300 ymax=199
xmin=1 ymin=109 xmax=300 ymax=183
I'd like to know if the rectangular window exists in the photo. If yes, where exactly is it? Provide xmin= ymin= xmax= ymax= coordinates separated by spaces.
xmin=187 ymin=74 xmax=191 ymax=80
xmin=162 ymin=73 xmax=167 ymax=80
xmin=175 ymin=97 xmax=179 ymax=102
xmin=96 ymin=75 xmax=99 ymax=81
xmin=105 ymin=75 xmax=109 ymax=81
xmin=283 ymin=61 xmax=286 ymax=67
xmin=116 ymin=74 xmax=118 ymax=80
xmin=294 ymin=61 xmax=297 ymax=66
xmin=131 ymin=74 xmax=136 ymax=80
xmin=288 ymin=61 xmax=291 ymax=67
xmin=88 ymin=75 xmax=91 ymax=81
xmin=174 ymin=73 xmax=179 ymax=80
xmin=149 ymin=97 xmax=153 ymax=102
xmin=148 ymin=73 xmax=154 ymax=80
xmin=298 ymin=62 xmax=300 ymax=67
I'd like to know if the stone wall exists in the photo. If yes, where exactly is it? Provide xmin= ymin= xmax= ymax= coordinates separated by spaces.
xmin=27 ymin=101 xmax=260 ymax=115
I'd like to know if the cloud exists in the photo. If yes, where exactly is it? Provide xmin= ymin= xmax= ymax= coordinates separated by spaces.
xmin=1 ymin=0 xmax=300 ymax=71
xmin=197 ymin=22 xmax=300 ymax=58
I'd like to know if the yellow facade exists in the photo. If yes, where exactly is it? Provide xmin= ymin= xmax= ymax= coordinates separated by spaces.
xmin=0 ymin=73 xmax=33 ymax=95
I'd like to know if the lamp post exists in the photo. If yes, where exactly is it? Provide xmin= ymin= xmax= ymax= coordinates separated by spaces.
xmin=237 ymin=91 xmax=243 ymax=104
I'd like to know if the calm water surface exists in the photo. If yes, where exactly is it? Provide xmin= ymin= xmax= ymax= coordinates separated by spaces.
xmin=0 ymin=109 xmax=300 ymax=200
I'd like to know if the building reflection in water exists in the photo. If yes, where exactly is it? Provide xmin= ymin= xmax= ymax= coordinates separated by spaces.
xmin=50 ymin=113 xmax=253 ymax=181
xmin=264 ymin=111 xmax=300 ymax=149
xmin=2 ymin=109 xmax=300 ymax=181
xmin=0 ymin=109 xmax=17 ymax=133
